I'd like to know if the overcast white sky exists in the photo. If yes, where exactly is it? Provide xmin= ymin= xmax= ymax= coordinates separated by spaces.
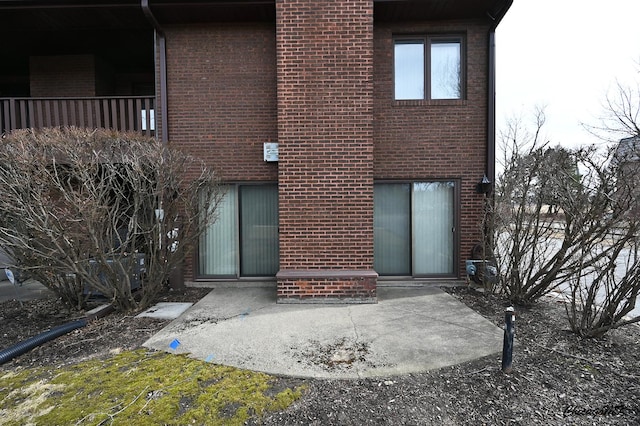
xmin=496 ymin=0 xmax=640 ymax=148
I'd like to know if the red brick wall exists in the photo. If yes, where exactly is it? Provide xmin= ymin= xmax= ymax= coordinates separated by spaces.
xmin=373 ymin=20 xmax=491 ymax=275
xmin=275 ymin=0 xmax=376 ymax=301
xmin=164 ymin=15 xmax=493 ymax=286
xmin=30 ymin=55 xmax=96 ymax=97
xmin=164 ymin=23 xmax=278 ymax=183
xmin=163 ymin=23 xmax=278 ymax=280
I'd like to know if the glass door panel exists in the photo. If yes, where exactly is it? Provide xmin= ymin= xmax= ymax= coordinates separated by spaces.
xmin=199 ymin=187 xmax=238 ymax=276
xmin=374 ymin=183 xmax=411 ymax=275
xmin=240 ymin=185 xmax=279 ymax=276
xmin=412 ymin=182 xmax=455 ymax=275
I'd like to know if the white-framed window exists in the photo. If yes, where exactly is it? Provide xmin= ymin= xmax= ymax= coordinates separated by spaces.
xmin=394 ymin=36 xmax=464 ymax=100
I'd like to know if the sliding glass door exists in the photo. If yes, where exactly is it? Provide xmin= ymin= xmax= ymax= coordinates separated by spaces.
xmin=374 ymin=181 xmax=456 ymax=276
xmin=199 ymin=184 xmax=278 ymax=277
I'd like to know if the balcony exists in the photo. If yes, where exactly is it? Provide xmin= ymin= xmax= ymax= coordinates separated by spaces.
xmin=0 ymin=96 xmax=156 ymax=136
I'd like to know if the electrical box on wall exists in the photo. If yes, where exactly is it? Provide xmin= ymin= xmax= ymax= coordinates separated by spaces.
xmin=263 ymin=143 xmax=279 ymax=162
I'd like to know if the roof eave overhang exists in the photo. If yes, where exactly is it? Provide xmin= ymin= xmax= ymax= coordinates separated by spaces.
xmin=0 ymin=0 xmax=514 ymax=28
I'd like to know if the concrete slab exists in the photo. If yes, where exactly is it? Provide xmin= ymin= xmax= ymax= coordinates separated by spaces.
xmin=136 ymin=302 xmax=194 ymax=320
xmin=143 ymin=286 xmax=504 ymax=379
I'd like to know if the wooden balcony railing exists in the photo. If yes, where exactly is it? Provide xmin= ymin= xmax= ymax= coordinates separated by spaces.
xmin=0 ymin=96 xmax=156 ymax=136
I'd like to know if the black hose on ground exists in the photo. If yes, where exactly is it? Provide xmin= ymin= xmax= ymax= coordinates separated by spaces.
xmin=0 ymin=319 xmax=87 ymax=365
xmin=0 ymin=304 xmax=114 ymax=366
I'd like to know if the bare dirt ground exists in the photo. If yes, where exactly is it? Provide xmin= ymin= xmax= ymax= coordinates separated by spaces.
xmin=1 ymin=286 xmax=639 ymax=425
xmin=0 ymin=287 xmax=211 ymax=369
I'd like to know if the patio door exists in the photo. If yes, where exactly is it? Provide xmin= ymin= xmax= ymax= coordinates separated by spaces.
xmin=199 ymin=184 xmax=278 ymax=278
xmin=374 ymin=182 xmax=456 ymax=276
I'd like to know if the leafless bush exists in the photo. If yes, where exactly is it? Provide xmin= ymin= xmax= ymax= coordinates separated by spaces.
xmin=564 ymin=236 xmax=640 ymax=338
xmin=494 ymin=110 xmax=573 ymax=303
xmin=562 ymin=151 xmax=640 ymax=337
xmin=494 ymin=108 xmax=640 ymax=336
xmin=494 ymin=110 xmax=639 ymax=307
xmin=0 ymin=127 xmax=223 ymax=311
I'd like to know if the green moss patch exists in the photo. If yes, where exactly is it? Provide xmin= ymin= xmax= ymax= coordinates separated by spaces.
xmin=0 ymin=349 xmax=304 ymax=425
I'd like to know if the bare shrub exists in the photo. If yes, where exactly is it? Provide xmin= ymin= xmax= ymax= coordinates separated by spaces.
xmin=563 ymin=148 xmax=640 ymax=337
xmin=564 ymin=237 xmax=640 ymax=338
xmin=0 ymin=127 xmax=223 ymax=311
xmin=494 ymin=109 xmax=581 ymax=304
xmin=494 ymin=109 xmax=638 ymax=307
xmin=494 ymin=110 xmax=640 ymax=335
xmin=560 ymin=64 xmax=640 ymax=337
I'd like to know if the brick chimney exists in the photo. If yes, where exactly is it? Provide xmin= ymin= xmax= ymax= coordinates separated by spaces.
xmin=275 ymin=0 xmax=377 ymax=302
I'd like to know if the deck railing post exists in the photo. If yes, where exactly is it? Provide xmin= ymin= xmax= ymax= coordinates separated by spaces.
xmin=9 ymin=97 xmax=17 ymax=132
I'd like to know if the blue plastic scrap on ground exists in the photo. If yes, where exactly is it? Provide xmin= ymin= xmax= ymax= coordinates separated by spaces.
xmin=169 ymin=339 xmax=181 ymax=350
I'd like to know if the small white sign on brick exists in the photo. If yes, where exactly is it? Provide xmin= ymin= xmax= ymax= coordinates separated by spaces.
xmin=263 ymin=142 xmax=279 ymax=162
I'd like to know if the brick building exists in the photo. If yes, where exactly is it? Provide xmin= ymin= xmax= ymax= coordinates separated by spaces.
xmin=0 ymin=0 xmax=512 ymax=302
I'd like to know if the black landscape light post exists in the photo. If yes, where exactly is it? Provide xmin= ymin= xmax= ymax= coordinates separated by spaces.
xmin=501 ymin=306 xmax=515 ymax=373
